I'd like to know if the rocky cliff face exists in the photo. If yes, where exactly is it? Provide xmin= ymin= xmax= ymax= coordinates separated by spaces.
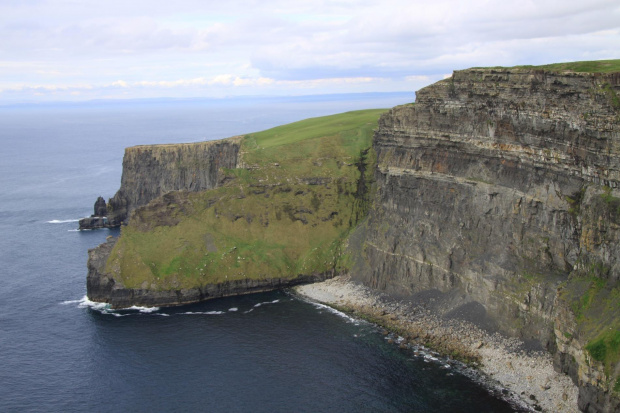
xmin=85 ymin=110 xmax=381 ymax=309
xmin=87 ymin=235 xmax=329 ymax=307
xmin=78 ymin=196 xmax=109 ymax=230
xmin=351 ymin=68 xmax=620 ymax=412
xmin=82 ymin=138 xmax=240 ymax=228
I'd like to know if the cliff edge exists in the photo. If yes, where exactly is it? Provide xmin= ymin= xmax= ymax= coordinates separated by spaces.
xmin=351 ymin=66 xmax=619 ymax=412
xmin=80 ymin=138 xmax=240 ymax=229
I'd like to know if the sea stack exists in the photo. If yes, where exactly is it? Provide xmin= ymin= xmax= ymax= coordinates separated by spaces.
xmin=78 ymin=196 xmax=110 ymax=230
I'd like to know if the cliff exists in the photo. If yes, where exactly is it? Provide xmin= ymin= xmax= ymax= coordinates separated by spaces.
xmin=84 ymin=62 xmax=620 ymax=412
xmin=80 ymin=139 xmax=240 ymax=229
xmin=86 ymin=109 xmax=381 ymax=307
xmin=351 ymin=67 xmax=620 ymax=412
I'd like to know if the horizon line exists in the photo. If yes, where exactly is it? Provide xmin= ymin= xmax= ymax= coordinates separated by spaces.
xmin=0 ymin=90 xmax=416 ymax=109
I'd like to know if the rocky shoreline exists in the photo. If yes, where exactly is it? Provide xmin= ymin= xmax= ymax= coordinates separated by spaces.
xmin=294 ymin=275 xmax=579 ymax=413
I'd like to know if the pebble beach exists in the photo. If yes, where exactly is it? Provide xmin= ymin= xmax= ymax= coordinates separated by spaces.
xmin=295 ymin=275 xmax=579 ymax=413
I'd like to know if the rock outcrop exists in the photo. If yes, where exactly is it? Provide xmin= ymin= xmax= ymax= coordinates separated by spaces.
xmin=351 ymin=68 xmax=620 ymax=412
xmin=79 ymin=196 xmax=109 ymax=230
xmin=80 ymin=138 xmax=241 ymax=230
xmin=106 ymin=138 xmax=241 ymax=226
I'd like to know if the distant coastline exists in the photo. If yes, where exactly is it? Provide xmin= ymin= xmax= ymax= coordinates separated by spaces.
xmin=0 ymin=91 xmax=414 ymax=109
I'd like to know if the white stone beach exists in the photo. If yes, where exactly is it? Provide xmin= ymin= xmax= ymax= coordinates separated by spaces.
xmin=295 ymin=275 xmax=579 ymax=413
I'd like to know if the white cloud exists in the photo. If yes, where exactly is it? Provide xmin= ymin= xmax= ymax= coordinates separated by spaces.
xmin=0 ymin=0 xmax=618 ymax=102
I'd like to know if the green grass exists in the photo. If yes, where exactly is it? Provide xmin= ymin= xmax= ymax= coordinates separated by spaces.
xmin=586 ymin=329 xmax=620 ymax=372
xmin=105 ymin=109 xmax=386 ymax=290
xmin=247 ymin=109 xmax=383 ymax=150
xmin=602 ymin=186 xmax=620 ymax=211
xmin=477 ymin=59 xmax=620 ymax=73
xmin=560 ymin=274 xmax=620 ymax=378
xmin=602 ymin=83 xmax=620 ymax=109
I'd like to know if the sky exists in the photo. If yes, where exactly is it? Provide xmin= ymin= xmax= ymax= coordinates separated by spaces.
xmin=1 ymin=0 xmax=618 ymax=103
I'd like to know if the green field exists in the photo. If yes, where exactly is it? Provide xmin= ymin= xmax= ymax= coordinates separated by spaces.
xmin=479 ymin=59 xmax=620 ymax=73
xmin=105 ymin=109 xmax=386 ymax=290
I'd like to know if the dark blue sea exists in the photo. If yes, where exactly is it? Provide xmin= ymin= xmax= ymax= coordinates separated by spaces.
xmin=0 ymin=93 xmax=521 ymax=412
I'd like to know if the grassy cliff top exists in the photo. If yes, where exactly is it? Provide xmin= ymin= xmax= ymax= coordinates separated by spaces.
xmin=127 ymin=136 xmax=242 ymax=151
xmin=476 ymin=59 xmax=620 ymax=73
xmin=105 ymin=109 xmax=386 ymax=290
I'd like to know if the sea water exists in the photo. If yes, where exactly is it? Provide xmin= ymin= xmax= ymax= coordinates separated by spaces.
xmin=0 ymin=94 xmax=522 ymax=412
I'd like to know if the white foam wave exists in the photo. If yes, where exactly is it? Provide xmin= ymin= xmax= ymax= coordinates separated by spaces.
xmin=61 ymin=296 xmax=141 ymax=317
xmin=62 ymin=295 xmax=124 ymax=316
xmin=228 ymin=307 xmax=238 ymax=312
xmin=110 ymin=312 xmax=128 ymax=317
xmin=47 ymin=219 xmax=81 ymax=224
xmin=61 ymin=299 xmax=82 ymax=305
xmin=253 ymin=299 xmax=280 ymax=308
xmin=181 ymin=311 xmax=225 ymax=315
xmin=126 ymin=305 xmax=160 ymax=313
xmin=76 ymin=296 xmax=111 ymax=311
xmin=311 ymin=302 xmax=358 ymax=324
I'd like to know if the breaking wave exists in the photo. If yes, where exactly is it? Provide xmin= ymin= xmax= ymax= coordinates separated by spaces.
xmin=47 ymin=219 xmax=81 ymax=224
xmin=181 ymin=311 xmax=225 ymax=315
xmin=126 ymin=305 xmax=160 ymax=313
xmin=309 ymin=301 xmax=359 ymax=325
xmin=61 ymin=296 xmax=161 ymax=317
xmin=253 ymin=299 xmax=280 ymax=308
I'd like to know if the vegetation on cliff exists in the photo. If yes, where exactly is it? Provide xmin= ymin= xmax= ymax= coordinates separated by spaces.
xmin=559 ymin=186 xmax=620 ymax=389
xmin=103 ymin=109 xmax=384 ymax=290
xmin=479 ymin=59 xmax=620 ymax=73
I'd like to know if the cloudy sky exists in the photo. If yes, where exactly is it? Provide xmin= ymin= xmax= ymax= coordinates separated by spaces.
xmin=1 ymin=0 xmax=618 ymax=103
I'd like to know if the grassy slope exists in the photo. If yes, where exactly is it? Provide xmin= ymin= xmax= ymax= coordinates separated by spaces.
xmin=478 ymin=59 xmax=620 ymax=73
xmin=105 ymin=109 xmax=385 ymax=290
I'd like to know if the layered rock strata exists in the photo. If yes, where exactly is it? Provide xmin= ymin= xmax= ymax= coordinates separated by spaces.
xmin=351 ymin=68 xmax=620 ymax=412
xmin=80 ymin=138 xmax=240 ymax=229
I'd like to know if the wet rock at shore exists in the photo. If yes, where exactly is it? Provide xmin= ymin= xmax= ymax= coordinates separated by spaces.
xmin=79 ymin=196 xmax=111 ymax=230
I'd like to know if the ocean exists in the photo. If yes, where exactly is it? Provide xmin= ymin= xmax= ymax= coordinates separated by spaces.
xmin=0 ymin=93 xmax=522 ymax=412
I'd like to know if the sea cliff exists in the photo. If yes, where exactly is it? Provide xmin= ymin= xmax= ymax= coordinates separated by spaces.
xmin=86 ymin=109 xmax=381 ymax=307
xmin=85 ymin=63 xmax=619 ymax=412
xmin=350 ymin=67 xmax=620 ymax=412
xmin=79 ymin=138 xmax=240 ymax=229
